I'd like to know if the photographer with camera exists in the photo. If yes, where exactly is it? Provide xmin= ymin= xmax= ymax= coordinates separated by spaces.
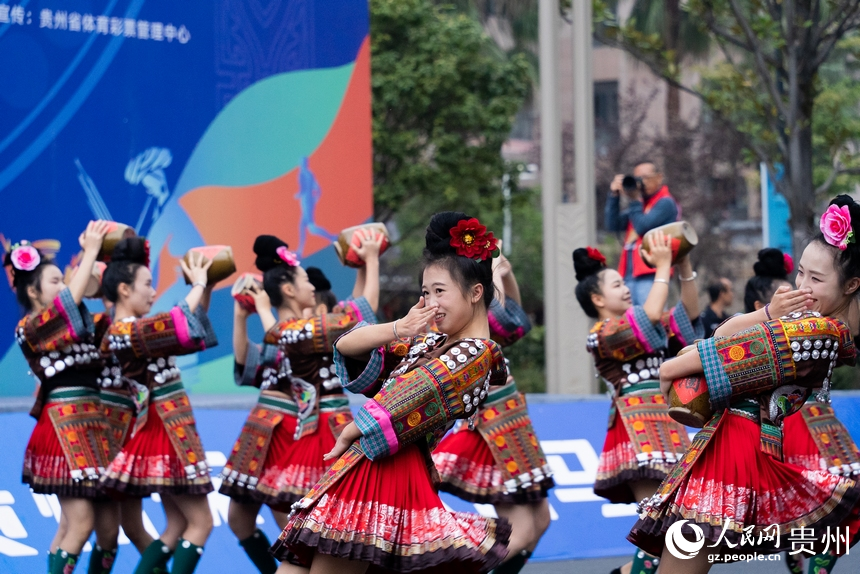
xmin=605 ymin=161 xmax=679 ymax=305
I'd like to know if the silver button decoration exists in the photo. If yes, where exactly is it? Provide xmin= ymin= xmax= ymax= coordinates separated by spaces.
xmin=40 ymin=357 xmax=51 ymax=368
xmin=45 ymin=366 xmax=56 ymax=378
xmin=463 ymin=394 xmax=471 ymax=404
xmin=469 ymin=347 xmax=477 ymax=355
xmin=473 ymin=387 xmax=481 ymax=396
xmin=801 ymin=351 xmax=811 ymax=361
xmin=320 ymin=367 xmax=330 ymax=378
xmin=441 ymin=355 xmax=449 ymax=362
xmin=812 ymin=350 xmax=820 ymax=360
xmin=639 ymin=369 xmax=651 ymax=380
xmin=451 ymin=348 xmax=461 ymax=356
xmin=793 ymin=352 xmax=802 ymax=362
xmin=465 ymin=403 xmax=472 ymax=412
xmin=447 ymin=361 xmax=457 ymax=369
xmin=791 ymin=341 xmax=801 ymax=352
xmin=457 ymin=354 xmax=467 ymax=363
xmin=814 ymin=340 xmax=823 ymax=350
xmin=822 ymin=349 xmax=830 ymax=360
xmin=54 ymin=360 xmax=65 ymax=372
xmin=825 ymin=340 xmax=832 ymax=349
xmin=802 ymin=340 xmax=812 ymax=350
xmin=636 ymin=359 xmax=645 ymax=370
xmin=157 ymin=358 xmax=166 ymax=368
xmin=628 ymin=373 xmax=640 ymax=384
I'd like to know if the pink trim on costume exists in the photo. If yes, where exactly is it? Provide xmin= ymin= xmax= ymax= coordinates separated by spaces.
xmin=487 ymin=312 xmax=507 ymax=338
xmin=170 ymin=307 xmax=196 ymax=350
xmin=364 ymin=399 xmax=399 ymax=455
xmin=625 ymin=307 xmax=653 ymax=353
xmin=53 ymin=295 xmax=81 ymax=342
xmin=344 ymin=300 xmax=362 ymax=322
xmin=669 ymin=313 xmax=686 ymax=347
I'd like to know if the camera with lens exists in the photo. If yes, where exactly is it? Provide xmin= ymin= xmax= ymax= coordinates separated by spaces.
xmin=621 ymin=175 xmax=644 ymax=195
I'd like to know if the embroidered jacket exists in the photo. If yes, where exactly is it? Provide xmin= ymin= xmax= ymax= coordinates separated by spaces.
xmin=334 ymin=328 xmax=507 ymax=460
xmin=588 ymin=304 xmax=702 ymax=398
xmin=99 ymin=301 xmax=217 ymax=392
xmin=16 ymin=288 xmax=108 ymax=417
xmin=696 ymin=310 xmax=855 ymax=421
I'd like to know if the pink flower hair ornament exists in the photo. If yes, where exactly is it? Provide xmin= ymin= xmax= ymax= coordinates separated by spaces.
xmin=276 ymin=246 xmax=300 ymax=267
xmin=9 ymin=242 xmax=41 ymax=272
xmin=820 ymin=204 xmax=855 ymax=251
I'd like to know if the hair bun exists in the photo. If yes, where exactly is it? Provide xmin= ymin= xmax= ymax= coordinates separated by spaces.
xmin=305 ymin=267 xmax=331 ymax=291
xmin=254 ymin=235 xmax=289 ymax=272
xmin=573 ymin=248 xmax=606 ymax=281
xmin=752 ymin=248 xmax=788 ymax=280
xmin=425 ymin=212 xmax=470 ymax=256
xmin=111 ymin=237 xmax=149 ymax=265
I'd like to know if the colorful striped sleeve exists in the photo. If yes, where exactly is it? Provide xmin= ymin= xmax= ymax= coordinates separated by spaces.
xmin=355 ymin=399 xmax=398 ymax=459
xmin=488 ymin=298 xmax=531 ymax=347
xmin=234 ymin=341 xmax=281 ymax=387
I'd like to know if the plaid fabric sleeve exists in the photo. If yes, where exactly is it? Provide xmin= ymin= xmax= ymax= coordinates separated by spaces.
xmin=235 ymin=341 xmax=262 ymax=387
xmin=627 ymin=306 xmax=668 ymax=354
xmin=356 ymin=399 xmax=397 ymax=460
xmin=343 ymin=296 xmax=378 ymax=325
xmin=333 ymin=321 xmax=387 ymax=396
xmin=697 ymin=337 xmax=732 ymax=411
xmin=56 ymin=287 xmax=94 ymax=340
xmin=667 ymin=304 xmax=704 ymax=347
xmin=488 ymin=298 xmax=532 ymax=346
xmin=192 ymin=304 xmax=219 ymax=349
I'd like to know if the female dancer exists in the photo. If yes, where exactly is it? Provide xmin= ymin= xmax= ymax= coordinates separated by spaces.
xmin=219 ymin=233 xmax=381 ymax=574
xmin=719 ymin=248 xmax=860 ymax=574
xmin=98 ymin=237 xmax=219 ymax=574
xmin=270 ymin=212 xmax=511 ymax=573
xmin=574 ymin=232 xmax=702 ymax=574
xmin=631 ymin=195 xmax=860 ymax=572
xmin=7 ymin=221 xmax=120 ymax=574
xmin=432 ymin=249 xmax=553 ymax=574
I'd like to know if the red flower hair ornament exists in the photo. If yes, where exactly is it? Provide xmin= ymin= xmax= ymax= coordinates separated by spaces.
xmin=586 ymin=246 xmax=606 ymax=266
xmin=449 ymin=218 xmax=500 ymax=261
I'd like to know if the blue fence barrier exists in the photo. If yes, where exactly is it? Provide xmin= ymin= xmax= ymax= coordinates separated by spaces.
xmin=1 ymin=394 xmax=859 ymax=571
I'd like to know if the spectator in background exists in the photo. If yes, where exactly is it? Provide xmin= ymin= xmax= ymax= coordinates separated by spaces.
xmin=605 ymin=161 xmax=679 ymax=305
xmin=701 ymin=278 xmax=733 ymax=337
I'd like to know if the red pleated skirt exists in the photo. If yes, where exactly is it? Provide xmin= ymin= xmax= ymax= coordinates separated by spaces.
xmin=100 ymin=403 xmax=213 ymax=497
xmin=593 ymin=410 xmax=682 ymax=504
xmin=433 ymin=426 xmax=553 ymax=504
xmin=273 ymin=443 xmax=511 ymax=573
xmin=784 ymin=412 xmax=825 ymax=471
xmin=630 ymin=411 xmax=860 ymax=556
xmin=220 ymin=411 xmax=339 ymax=511
xmin=23 ymin=395 xmax=109 ymax=498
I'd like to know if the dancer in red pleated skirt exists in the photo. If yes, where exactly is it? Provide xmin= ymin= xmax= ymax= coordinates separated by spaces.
xmin=271 ymin=212 xmax=512 ymax=573
xmin=7 ymin=222 xmax=121 ymax=574
xmin=572 ymin=234 xmax=702 ymax=574
xmin=717 ymin=245 xmax=860 ymax=574
xmin=219 ymin=234 xmax=381 ymax=574
xmin=632 ymin=196 xmax=860 ymax=574
xmin=98 ymin=237 xmax=221 ymax=574
xmin=433 ymin=251 xmax=553 ymax=574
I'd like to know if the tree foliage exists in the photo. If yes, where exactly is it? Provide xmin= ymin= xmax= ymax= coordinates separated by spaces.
xmin=594 ymin=0 xmax=860 ymax=249
xmin=371 ymin=0 xmax=531 ymax=223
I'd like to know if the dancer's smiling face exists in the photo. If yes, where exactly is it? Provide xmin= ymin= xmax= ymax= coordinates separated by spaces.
xmin=592 ymin=269 xmax=633 ymax=317
xmin=796 ymin=241 xmax=860 ymax=316
xmin=28 ymin=264 xmax=65 ymax=311
xmin=421 ymin=263 xmax=482 ymax=335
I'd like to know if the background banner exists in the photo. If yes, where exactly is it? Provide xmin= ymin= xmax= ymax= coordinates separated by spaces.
xmin=2 ymin=394 xmax=859 ymax=570
xmin=0 ymin=0 xmax=372 ymax=397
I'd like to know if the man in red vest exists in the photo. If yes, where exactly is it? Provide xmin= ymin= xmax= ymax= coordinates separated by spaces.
xmin=605 ymin=161 xmax=679 ymax=305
